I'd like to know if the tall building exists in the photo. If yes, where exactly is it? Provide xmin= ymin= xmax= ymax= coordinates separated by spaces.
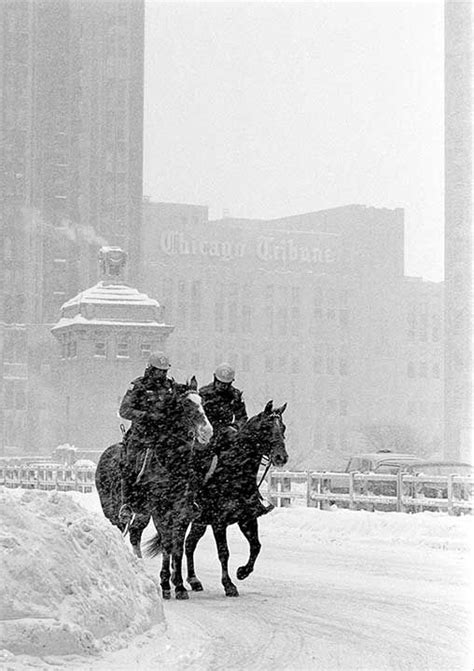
xmin=444 ymin=0 xmax=472 ymax=461
xmin=0 ymin=0 xmax=145 ymax=455
xmin=142 ymin=202 xmax=444 ymax=469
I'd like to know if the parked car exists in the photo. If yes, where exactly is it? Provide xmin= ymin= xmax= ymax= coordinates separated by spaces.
xmin=321 ymin=451 xmax=423 ymax=501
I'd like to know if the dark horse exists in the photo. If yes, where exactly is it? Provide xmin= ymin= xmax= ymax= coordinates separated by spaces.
xmin=146 ymin=399 xmax=288 ymax=597
xmin=95 ymin=377 xmax=213 ymax=599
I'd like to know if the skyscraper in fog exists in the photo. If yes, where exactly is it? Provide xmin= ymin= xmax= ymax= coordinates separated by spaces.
xmin=444 ymin=0 xmax=472 ymax=461
xmin=1 ymin=0 xmax=144 ymax=324
xmin=0 ymin=0 xmax=145 ymax=454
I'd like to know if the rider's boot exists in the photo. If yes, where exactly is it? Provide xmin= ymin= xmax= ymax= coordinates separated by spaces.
xmin=119 ymin=478 xmax=135 ymax=526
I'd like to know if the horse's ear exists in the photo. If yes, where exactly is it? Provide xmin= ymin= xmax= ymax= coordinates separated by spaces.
xmin=189 ymin=375 xmax=198 ymax=391
xmin=264 ymin=400 xmax=273 ymax=414
xmin=275 ymin=402 xmax=287 ymax=415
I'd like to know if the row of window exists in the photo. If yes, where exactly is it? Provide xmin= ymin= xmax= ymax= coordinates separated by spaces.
xmin=407 ymin=361 xmax=441 ymax=379
xmin=60 ymin=339 xmax=152 ymax=360
xmin=407 ymin=312 xmax=442 ymax=343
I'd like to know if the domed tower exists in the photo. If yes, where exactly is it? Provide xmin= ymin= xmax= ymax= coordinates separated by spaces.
xmin=51 ymin=247 xmax=174 ymax=450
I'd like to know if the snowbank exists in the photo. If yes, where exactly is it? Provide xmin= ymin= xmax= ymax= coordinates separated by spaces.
xmin=0 ymin=489 xmax=164 ymax=659
xmin=262 ymin=505 xmax=473 ymax=553
xmin=0 ymin=488 xmax=471 ymax=669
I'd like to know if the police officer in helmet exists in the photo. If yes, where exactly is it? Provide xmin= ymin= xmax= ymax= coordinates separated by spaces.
xmin=199 ymin=363 xmax=248 ymax=453
xmin=199 ymin=363 xmax=273 ymax=517
xmin=118 ymin=350 xmax=176 ymax=525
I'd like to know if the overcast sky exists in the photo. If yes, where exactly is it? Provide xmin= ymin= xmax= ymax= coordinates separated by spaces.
xmin=143 ymin=1 xmax=444 ymax=281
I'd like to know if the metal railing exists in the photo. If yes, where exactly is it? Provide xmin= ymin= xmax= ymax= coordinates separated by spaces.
xmin=0 ymin=463 xmax=95 ymax=494
xmin=1 ymin=463 xmax=472 ymax=515
xmin=264 ymin=470 xmax=474 ymax=515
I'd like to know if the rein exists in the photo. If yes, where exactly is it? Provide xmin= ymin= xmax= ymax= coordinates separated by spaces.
xmin=257 ymin=456 xmax=272 ymax=489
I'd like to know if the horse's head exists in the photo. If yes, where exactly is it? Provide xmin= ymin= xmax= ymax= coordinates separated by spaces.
xmin=179 ymin=376 xmax=213 ymax=447
xmin=246 ymin=400 xmax=288 ymax=468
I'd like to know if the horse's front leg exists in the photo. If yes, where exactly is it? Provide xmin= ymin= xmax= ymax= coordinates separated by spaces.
xmin=170 ymin=513 xmax=190 ymax=600
xmin=185 ymin=520 xmax=208 ymax=591
xmin=212 ymin=524 xmax=238 ymax=597
xmin=152 ymin=511 xmax=172 ymax=599
xmin=236 ymin=517 xmax=261 ymax=580
xmin=160 ymin=553 xmax=171 ymax=599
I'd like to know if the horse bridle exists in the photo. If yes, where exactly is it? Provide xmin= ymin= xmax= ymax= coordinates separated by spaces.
xmin=257 ymin=411 xmax=285 ymax=488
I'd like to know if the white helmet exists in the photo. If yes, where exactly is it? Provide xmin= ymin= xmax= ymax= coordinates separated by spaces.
xmin=214 ymin=363 xmax=235 ymax=384
xmin=148 ymin=351 xmax=170 ymax=370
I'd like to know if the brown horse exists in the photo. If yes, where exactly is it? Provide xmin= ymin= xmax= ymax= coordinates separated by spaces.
xmin=95 ymin=377 xmax=213 ymax=599
xmin=146 ymin=400 xmax=288 ymax=597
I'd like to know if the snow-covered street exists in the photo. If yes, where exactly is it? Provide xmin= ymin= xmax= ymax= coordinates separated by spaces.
xmin=1 ymin=489 xmax=472 ymax=670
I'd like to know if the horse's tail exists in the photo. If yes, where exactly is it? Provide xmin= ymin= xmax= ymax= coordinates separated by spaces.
xmin=144 ymin=532 xmax=163 ymax=558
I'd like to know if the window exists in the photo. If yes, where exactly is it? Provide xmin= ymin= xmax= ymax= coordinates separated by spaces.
xmin=191 ymin=281 xmax=201 ymax=322
xmin=67 ymin=340 xmax=77 ymax=358
xmin=140 ymin=342 xmax=151 ymax=359
xmin=419 ymin=313 xmax=428 ymax=342
xmin=339 ymin=309 xmax=349 ymax=328
xmin=326 ymin=431 xmax=336 ymax=451
xmin=340 ymin=399 xmax=348 ymax=416
xmin=278 ymin=355 xmax=287 ymax=370
xmin=407 ymin=361 xmax=415 ymax=378
xmin=242 ymin=305 xmax=252 ymax=333
xmin=339 ymin=358 xmax=348 ymax=376
xmin=117 ymin=342 xmax=129 ymax=358
xmin=290 ymin=307 xmax=300 ymax=334
xmin=215 ymin=302 xmax=224 ymax=332
xmin=4 ymin=381 xmax=15 ymax=410
xmin=3 ymin=381 xmax=26 ymax=410
xmin=94 ymin=341 xmax=107 ymax=358
xmin=277 ymin=307 xmax=288 ymax=335
xmin=326 ymin=356 xmax=334 ymax=375
xmin=433 ymin=363 xmax=440 ymax=379
xmin=291 ymin=286 xmax=300 ymax=304
xmin=432 ymin=315 xmax=441 ymax=342
xmin=419 ymin=361 xmax=427 ymax=378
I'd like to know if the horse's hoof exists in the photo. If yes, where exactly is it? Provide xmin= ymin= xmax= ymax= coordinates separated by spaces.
xmin=224 ymin=585 xmax=239 ymax=597
xmin=236 ymin=566 xmax=252 ymax=581
xmin=175 ymin=588 xmax=189 ymax=600
xmin=188 ymin=578 xmax=203 ymax=592
xmin=162 ymin=589 xmax=171 ymax=600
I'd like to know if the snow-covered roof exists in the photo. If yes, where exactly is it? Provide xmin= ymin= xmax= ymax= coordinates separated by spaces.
xmin=51 ymin=281 xmax=173 ymax=333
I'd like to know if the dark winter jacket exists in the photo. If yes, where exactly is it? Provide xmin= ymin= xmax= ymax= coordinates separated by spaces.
xmin=119 ymin=369 xmax=179 ymax=448
xmin=198 ymin=382 xmax=248 ymax=435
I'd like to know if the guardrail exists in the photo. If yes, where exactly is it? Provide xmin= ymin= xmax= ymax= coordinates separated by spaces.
xmin=1 ymin=464 xmax=472 ymax=515
xmin=0 ymin=463 xmax=95 ymax=493
xmin=264 ymin=470 xmax=474 ymax=515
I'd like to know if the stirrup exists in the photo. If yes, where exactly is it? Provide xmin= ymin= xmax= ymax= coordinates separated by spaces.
xmin=119 ymin=503 xmax=134 ymax=526
xmin=121 ymin=508 xmax=136 ymax=538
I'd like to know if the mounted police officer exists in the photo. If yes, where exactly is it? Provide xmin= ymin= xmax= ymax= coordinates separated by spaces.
xmin=198 ymin=363 xmax=273 ymax=517
xmin=118 ymin=350 xmax=177 ymax=525
xmin=199 ymin=363 xmax=248 ymax=454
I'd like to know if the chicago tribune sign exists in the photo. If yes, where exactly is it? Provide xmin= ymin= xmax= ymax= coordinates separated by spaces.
xmin=160 ymin=230 xmax=336 ymax=265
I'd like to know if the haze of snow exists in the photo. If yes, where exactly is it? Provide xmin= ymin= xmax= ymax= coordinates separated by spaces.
xmin=0 ymin=488 xmax=472 ymax=671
